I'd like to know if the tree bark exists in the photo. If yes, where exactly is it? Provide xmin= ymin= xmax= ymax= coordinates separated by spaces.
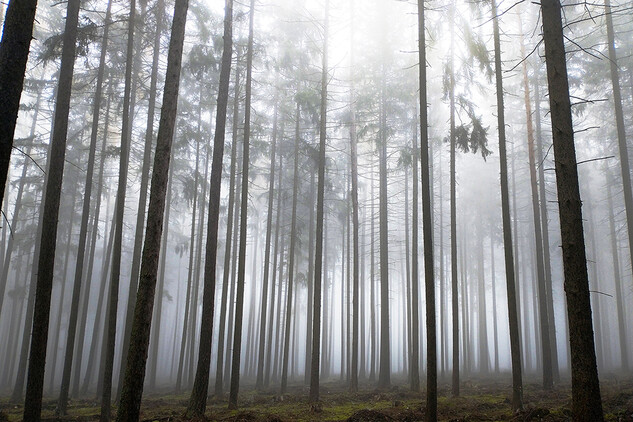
xmin=309 ymin=0 xmax=329 ymax=402
xmin=185 ymin=0 xmax=233 ymax=414
xmin=0 ymin=0 xmax=38 ymax=207
xmin=491 ymin=0 xmax=523 ymax=410
xmin=115 ymin=0 xmax=190 ymax=418
xmin=540 ymin=0 xmax=603 ymax=419
xmin=23 ymin=1 xmax=80 ymax=419
xmin=57 ymin=0 xmax=112 ymax=410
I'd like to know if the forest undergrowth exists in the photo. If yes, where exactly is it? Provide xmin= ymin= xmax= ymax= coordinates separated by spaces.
xmin=2 ymin=375 xmax=632 ymax=421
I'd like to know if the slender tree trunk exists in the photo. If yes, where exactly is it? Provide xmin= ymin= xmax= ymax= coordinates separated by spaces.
xmin=124 ymin=0 xmax=166 ymax=393
xmin=377 ymin=53 xmax=391 ymax=390
xmin=417 ymin=1 xmax=434 ymax=415
xmin=257 ymin=96 xmax=278 ymax=389
xmin=271 ymin=230 xmax=286 ymax=385
xmin=304 ymin=170 xmax=315 ymax=384
xmin=490 ymin=229 xmax=499 ymax=374
xmin=309 ymin=0 xmax=329 ymax=402
xmin=115 ymin=0 xmax=189 ymax=419
xmin=520 ymin=27 xmax=553 ymax=389
xmin=23 ymin=1 xmax=80 ymax=419
xmin=350 ymin=0 xmax=360 ymax=389
xmin=280 ymin=101 xmax=300 ymax=395
xmin=449 ymin=0 xmax=459 ymax=398
xmin=476 ymin=229 xmax=489 ymax=374
xmin=606 ymin=169 xmax=628 ymax=370
xmin=227 ymin=0 xmax=254 ymax=409
xmin=57 ymin=1 xmax=112 ymax=410
xmin=0 ymin=0 xmax=38 ymax=206
xmin=533 ymin=63 xmax=560 ymax=382
xmin=99 ymin=0 xmax=136 ymax=417
xmin=185 ymin=0 xmax=233 ymax=414
xmin=214 ymin=63 xmax=240 ymax=396
xmin=541 ymin=0 xmax=603 ymax=419
xmin=370 ymin=165 xmax=376 ymax=383
xmin=491 ymin=0 xmax=523 ymax=409
xmin=604 ymin=4 xmax=633 ymax=349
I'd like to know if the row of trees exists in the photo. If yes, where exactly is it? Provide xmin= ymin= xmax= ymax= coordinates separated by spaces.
xmin=0 ymin=0 xmax=631 ymax=421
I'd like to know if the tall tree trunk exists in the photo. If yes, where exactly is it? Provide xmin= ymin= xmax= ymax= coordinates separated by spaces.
xmin=227 ymin=0 xmax=254 ymax=409
xmin=115 ymin=0 xmax=189 ymax=418
xmin=0 ymin=0 xmax=38 ymax=207
xmin=417 ymin=1 xmax=435 ymax=416
xmin=23 ymin=1 xmax=80 ymax=419
xmin=280 ymin=101 xmax=300 ymax=395
xmin=520 ymin=26 xmax=553 ymax=389
xmin=370 ymin=164 xmax=376 ymax=383
xmin=80 ymin=94 xmax=114 ymax=395
xmin=477 ymin=229 xmax=489 ymax=374
xmin=57 ymin=0 xmax=112 ymax=410
xmin=214 ymin=63 xmax=240 ymax=396
xmin=377 ymin=51 xmax=391 ymax=391
xmin=257 ymin=94 xmax=278 ymax=390
xmin=604 ymin=3 xmax=633 ymax=348
xmin=350 ymin=0 xmax=360 ymax=389
xmin=309 ymin=0 xmax=329 ymax=402
xmin=606 ymin=169 xmax=628 ymax=370
xmin=533 ymin=63 xmax=560 ymax=382
xmin=490 ymin=228 xmax=499 ymax=374
xmin=540 ymin=0 xmax=603 ymax=419
xmin=449 ymin=0 xmax=459 ymax=398
xmin=99 ymin=0 xmax=136 ymax=418
xmin=491 ymin=0 xmax=523 ymax=410
xmin=185 ymin=0 xmax=233 ymax=413
xmin=122 ymin=0 xmax=166 ymax=394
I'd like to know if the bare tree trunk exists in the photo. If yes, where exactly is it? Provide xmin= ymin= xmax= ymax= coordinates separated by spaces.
xmin=256 ymin=96 xmax=278 ymax=389
xmin=280 ymin=101 xmax=300 ymax=395
xmin=184 ymin=0 xmax=233 ymax=413
xmin=99 ymin=0 xmax=136 ymax=417
xmin=115 ymin=0 xmax=190 ymax=418
xmin=227 ymin=0 xmax=254 ymax=409
xmin=541 ymin=0 xmax=603 ymax=419
xmin=309 ymin=0 xmax=329 ymax=402
xmin=417 ymin=1 xmax=434 ymax=415
xmin=0 ymin=0 xmax=38 ymax=206
xmin=23 ymin=1 xmax=80 ymax=419
xmin=520 ymin=26 xmax=553 ymax=389
xmin=57 ymin=0 xmax=112 ymax=410
xmin=491 ymin=0 xmax=523 ymax=409
xmin=490 ymin=228 xmax=499 ymax=374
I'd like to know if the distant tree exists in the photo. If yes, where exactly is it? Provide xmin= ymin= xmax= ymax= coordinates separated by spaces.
xmin=186 ymin=0 xmax=233 ymax=414
xmin=115 ymin=0 xmax=191 ymax=419
xmin=22 ymin=0 xmax=81 ymax=420
xmin=0 ymin=0 xmax=38 ymax=208
xmin=540 ymin=0 xmax=603 ymax=420
xmin=228 ymin=0 xmax=255 ymax=408
xmin=490 ymin=0 xmax=522 ymax=410
xmin=56 ymin=0 xmax=113 ymax=413
xmin=417 ymin=0 xmax=436 ymax=418
xmin=309 ymin=0 xmax=329 ymax=403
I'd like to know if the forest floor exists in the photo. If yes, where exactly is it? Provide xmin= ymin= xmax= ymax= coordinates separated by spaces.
xmin=2 ymin=374 xmax=633 ymax=421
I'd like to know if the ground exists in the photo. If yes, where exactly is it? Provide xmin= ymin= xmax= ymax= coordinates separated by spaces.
xmin=2 ymin=375 xmax=633 ymax=421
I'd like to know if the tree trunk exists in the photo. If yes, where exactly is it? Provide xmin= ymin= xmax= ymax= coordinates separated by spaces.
xmin=184 ymin=0 xmax=233 ymax=413
xmin=606 ymin=169 xmax=628 ymax=370
xmin=256 ymin=96 xmax=278 ymax=389
xmin=520 ymin=26 xmax=553 ymax=389
xmin=491 ymin=0 xmax=523 ymax=410
xmin=417 ymin=1 xmax=434 ymax=415
xmin=99 ymin=0 xmax=136 ymax=418
xmin=227 ymin=0 xmax=254 ymax=409
xmin=540 ymin=0 xmax=603 ymax=419
xmin=378 ymin=52 xmax=391 ymax=391
xmin=23 ymin=1 xmax=80 ymax=419
xmin=115 ymin=0 xmax=189 ymax=418
xmin=449 ymin=0 xmax=459 ymax=398
xmin=280 ymin=101 xmax=300 ymax=395
xmin=490 ymin=228 xmax=499 ymax=374
xmin=309 ymin=0 xmax=329 ymax=402
xmin=57 ymin=0 xmax=112 ymax=410
xmin=0 ymin=0 xmax=38 ymax=207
